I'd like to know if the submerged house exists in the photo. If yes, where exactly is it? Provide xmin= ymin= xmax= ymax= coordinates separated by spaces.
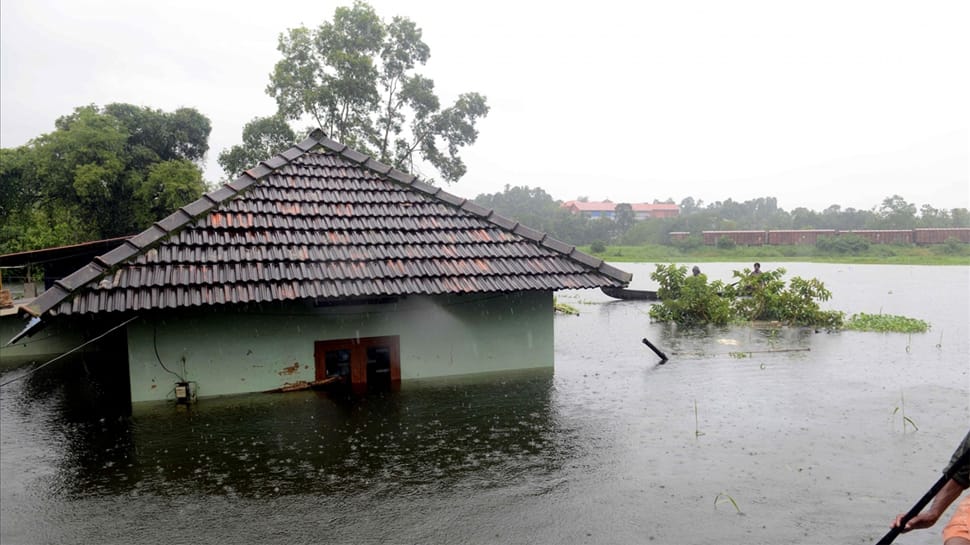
xmin=16 ymin=130 xmax=631 ymax=403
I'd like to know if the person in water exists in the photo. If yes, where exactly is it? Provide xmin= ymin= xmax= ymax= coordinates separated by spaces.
xmin=892 ymin=429 xmax=970 ymax=543
xmin=692 ymin=265 xmax=701 ymax=276
xmin=751 ymin=262 xmax=762 ymax=275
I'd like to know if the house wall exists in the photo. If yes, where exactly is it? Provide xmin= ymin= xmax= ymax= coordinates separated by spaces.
xmin=126 ymin=291 xmax=554 ymax=402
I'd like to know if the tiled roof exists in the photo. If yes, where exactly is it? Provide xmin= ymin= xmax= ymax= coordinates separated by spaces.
xmin=24 ymin=130 xmax=631 ymax=317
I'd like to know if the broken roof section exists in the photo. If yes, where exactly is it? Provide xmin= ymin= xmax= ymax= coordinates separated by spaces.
xmin=23 ymin=129 xmax=631 ymax=317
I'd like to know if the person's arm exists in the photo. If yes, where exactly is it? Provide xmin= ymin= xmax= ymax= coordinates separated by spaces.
xmin=893 ymin=478 xmax=966 ymax=532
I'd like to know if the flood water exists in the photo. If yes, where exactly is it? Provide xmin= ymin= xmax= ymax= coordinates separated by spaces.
xmin=2 ymin=263 xmax=968 ymax=545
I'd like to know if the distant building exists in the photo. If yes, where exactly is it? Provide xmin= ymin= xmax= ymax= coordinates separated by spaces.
xmin=561 ymin=200 xmax=679 ymax=220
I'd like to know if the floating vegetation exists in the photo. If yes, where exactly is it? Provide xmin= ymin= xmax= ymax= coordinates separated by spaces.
xmin=553 ymin=298 xmax=580 ymax=316
xmin=714 ymin=492 xmax=743 ymax=514
xmin=728 ymin=352 xmax=750 ymax=359
xmin=844 ymin=312 xmax=930 ymax=333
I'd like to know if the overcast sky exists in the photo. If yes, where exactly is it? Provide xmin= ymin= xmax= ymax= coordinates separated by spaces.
xmin=2 ymin=0 xmax=967 ymax=212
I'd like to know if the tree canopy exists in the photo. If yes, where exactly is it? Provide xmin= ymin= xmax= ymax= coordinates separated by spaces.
xmin=253 ymin=0 xmax=488 ymax=183
xmin=218 ymin=115 xmax=296 ymax=178
xmin=0 ymin=103 xmax=211 ymax=253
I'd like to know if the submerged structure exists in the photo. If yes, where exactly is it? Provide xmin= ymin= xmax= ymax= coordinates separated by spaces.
xmin=12 ymin=130 xmax=630 ymax=403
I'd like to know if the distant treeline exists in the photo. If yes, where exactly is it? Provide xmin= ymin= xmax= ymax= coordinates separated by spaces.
xmin=472 ymin=187 xmax=970 ymax=246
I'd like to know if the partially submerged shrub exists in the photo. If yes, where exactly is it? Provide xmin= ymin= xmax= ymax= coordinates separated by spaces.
xmin=649 ymin=264 xmax=844 ymax=328
xmin=725 ymin=267 xmax=844 ymax=327
xmin=648 ymin=264 xmax=732 ymax=325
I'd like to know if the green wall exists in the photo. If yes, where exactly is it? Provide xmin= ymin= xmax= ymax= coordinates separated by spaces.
xmin=126 ymin=291 xmax=554 ymax=403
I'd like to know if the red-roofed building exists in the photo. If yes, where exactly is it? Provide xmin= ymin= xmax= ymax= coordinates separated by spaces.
xmin=561 ymin=200 xmax=680 ymax=220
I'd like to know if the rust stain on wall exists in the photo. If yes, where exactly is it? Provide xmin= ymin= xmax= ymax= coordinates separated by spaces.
xmin=278 ymin=362 xmax=301 ymax=376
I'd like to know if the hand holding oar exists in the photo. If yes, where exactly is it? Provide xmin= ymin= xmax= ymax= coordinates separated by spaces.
xmin=876 ymin=437 xmax=970 ymax=544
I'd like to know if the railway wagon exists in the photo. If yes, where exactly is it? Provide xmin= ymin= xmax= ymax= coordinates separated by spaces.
xmin=913 ymin=228 xmax=970 ymax=244
xmin=844 ymin=230 xmax=913 ymax=244
xmin=702 ymin=230 xmax=766 ymax=246
xmin=767 ymin=230 xmax=836 ymax=245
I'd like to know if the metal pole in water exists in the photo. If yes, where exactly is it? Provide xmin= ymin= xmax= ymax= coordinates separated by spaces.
xmin=642 ymin=338 xmax=668 ymax=364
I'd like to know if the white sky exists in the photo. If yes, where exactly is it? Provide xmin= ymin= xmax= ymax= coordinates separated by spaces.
xmin=1 ymin=0 xmax=967 ymax=212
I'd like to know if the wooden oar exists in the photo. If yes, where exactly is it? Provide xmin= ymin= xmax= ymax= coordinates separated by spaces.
xmin=875 ymin=446 xmax=970 ymax=544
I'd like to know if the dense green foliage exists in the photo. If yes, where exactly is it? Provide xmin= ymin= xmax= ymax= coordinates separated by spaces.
xmin=844 ymin=313 xmax=930 ymax=333
xmin=816 ymin=234 xmax=869 ymax=254
xmin=262 ymin=0 xmax=488 ymax=183
xmin=218 ymin=115 xmax=296 ymax=178
xmin=648 ymin=265 xmax=732 ymax=326
xmin=647 ymin=264 xmax=845 ymax=328
xmin=1 ymin=104 xmax=211 ymax=253
xmin=721 ymin=267 xmax=844 ymax=328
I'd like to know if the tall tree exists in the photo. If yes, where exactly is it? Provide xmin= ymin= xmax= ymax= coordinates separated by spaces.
xmin=613 ymin=203 xmax=635 ymax=235
xmin=950 ymin=208 xmax=970 ymax=228
xmin=877 ymin=194 xmax=917 ymax=229
xmin=0 ymin=104 xmax=211 ymax=252
xmin=265 ymin=1 xmax=489 ymax=183
xmin=473 ymin=185 xmax=562 ymax=233
xmin=218 ymin=115 xmax=297 ymax=178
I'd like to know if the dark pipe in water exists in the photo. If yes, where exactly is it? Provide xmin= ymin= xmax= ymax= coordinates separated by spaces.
xmin=642 ymin=338 xmax=668 ymax=364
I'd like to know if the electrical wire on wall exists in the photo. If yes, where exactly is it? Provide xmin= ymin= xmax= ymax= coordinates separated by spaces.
xmin=152 ymin=322 xmax=198 ymax=403
xmin=153 ymin=323 xmax=184 ymax=382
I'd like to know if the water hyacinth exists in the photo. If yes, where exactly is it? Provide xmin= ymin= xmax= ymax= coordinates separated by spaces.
xmin=844 ymin=312 xmax=930 ymax=333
